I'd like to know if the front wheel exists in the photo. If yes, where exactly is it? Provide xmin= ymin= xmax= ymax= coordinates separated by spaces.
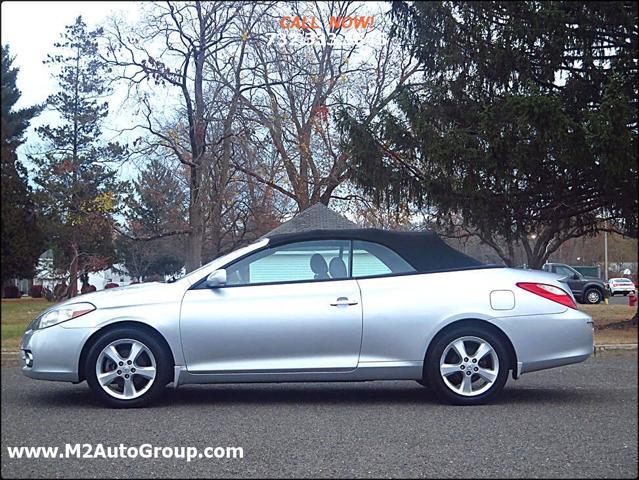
xmin=86 ymin=327 xmax=172 ymax=408
xmin=425 ymin=326 xmax=509 ymax=405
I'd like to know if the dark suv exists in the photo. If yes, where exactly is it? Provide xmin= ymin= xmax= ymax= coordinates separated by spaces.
xmin=542 ymin=263 xmax=607 ymax=304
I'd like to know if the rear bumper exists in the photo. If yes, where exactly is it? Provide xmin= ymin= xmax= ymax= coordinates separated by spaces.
xmin=490 ymin=308 xmax=593 ymax=375
xmin=610 ymin=287 xmax=635 ymax=294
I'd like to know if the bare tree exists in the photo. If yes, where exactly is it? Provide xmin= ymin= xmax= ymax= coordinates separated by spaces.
xmin=228 ymin=1 xmax=418 ymax=212
xmin=103 ymin=1 xmax=244 ymax=270
xmin=102 ymin=1 xmax=419 ymax=269
xmin=200 ymin=1 xmax=281 ymax=257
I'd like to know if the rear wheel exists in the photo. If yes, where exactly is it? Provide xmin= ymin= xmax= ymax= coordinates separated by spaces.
xmin=584 ymin=288 xmax=602 ymax=304
xmin=86 ymin=327 xmax=172 ymax=408
xmin=425 ymin=326 xmax=509 ymax=405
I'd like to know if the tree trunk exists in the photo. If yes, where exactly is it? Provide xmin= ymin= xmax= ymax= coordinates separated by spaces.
xmin=183 ymin=4 xmax=209 ymax=272
xmin=526 ymin=255 xmax=546 ymax=270
xmin=207 ymin=39 xmax=247 ymax=260
xmin=186 ymin=178 xmax=203 ymax=272
xmin=68 ymin=244 xmax=78 ymax=298
xmin=67 ymin=45 xmax=81 ymax=299
xmin=186 ymin=224 xmax=203 ymax=272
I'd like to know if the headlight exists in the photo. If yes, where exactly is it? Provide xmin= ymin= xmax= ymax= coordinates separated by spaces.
xmin=35 ymin=302 xmax=96 ymax=330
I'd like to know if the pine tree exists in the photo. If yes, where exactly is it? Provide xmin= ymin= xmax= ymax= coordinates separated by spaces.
xmin=116 ymin=158 xmax=188 ymax=281
xmin=1 ymin=45 xmax=44 ymax=284
xmin=342 ymin=1 xmax=638 ymax=268
xmin=31 ymin=17 xmax=127 ymax=297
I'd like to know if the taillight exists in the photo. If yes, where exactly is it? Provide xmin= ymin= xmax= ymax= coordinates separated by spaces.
xmin=516 ymin=282 xmax=577 ymax=309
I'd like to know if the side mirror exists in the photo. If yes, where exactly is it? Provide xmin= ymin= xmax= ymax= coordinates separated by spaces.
xmin=206 ymin=269 xmax=227 ymax=288
xmin=573 ymin=273 xmax=581 ymax=280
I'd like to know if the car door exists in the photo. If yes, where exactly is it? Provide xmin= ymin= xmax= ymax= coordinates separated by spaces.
xmin=180 ymin=239 xmax=363 ymax=373
xmin=350 ymin=240 xmax=419 ymax=362
xmin=553 ymin=265 xmax=583 ymax=297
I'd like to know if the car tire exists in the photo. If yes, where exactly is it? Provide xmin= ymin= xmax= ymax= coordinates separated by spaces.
xmin=584 ymin=288 xmax=602 ymax=304
xmin=425 ymin=325 xmax=509 ymax=405
xmin=85 ymin=327 xmax=172 ymax=408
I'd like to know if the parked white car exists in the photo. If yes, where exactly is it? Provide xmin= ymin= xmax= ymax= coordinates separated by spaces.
xmin=607 ymin=278 xmax=636 ymax=296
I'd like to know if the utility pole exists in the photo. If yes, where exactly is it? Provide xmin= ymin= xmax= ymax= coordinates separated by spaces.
xmin=604 ymin=230 xmax=609 ymax=280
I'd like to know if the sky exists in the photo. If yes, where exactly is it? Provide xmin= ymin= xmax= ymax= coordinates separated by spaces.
xmin=1 ymin=1 xmax=388 ymax=117
xmin=1 ymin=1 xmax=142 ymax=172
xmin=1 ymin=1 xmax=389 ymax=184
xmin=1 ymin=1 xmax=140 ymax=108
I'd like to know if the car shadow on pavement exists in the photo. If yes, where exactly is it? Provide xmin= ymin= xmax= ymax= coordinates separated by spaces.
xmin=156 ymin=384 xmax=608 ymax=407
xmin=157 ymin=383 xmax=439 ymax=407
xmin=24 ymin=382 xmax=609 ymax=410
xmin=493 ymin=386 xmax=610 ymax=405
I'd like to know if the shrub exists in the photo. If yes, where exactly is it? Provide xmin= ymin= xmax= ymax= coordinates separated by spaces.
xmin=104 ymin=282 xmax=119 ymax=289
xmin=3 ymin=285 xmax=21 ymax=299
xmin=144 ymin=274 xmax=163 ymax=283
xmin=42 ymin=286 xmax=55 ymax=302
xmin=81 ymin=284 xmax=97 ymax=294
xmin=29 ymin=285 xmax=43 ymax=298
xmin=53 ymin=283 xmax=68 ymax=299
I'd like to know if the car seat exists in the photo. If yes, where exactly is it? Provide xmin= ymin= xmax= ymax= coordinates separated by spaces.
xmin=310 ymin=254 xmax=329 ymax=280
xmin=329 ymin=257 xmax=348 ymax=279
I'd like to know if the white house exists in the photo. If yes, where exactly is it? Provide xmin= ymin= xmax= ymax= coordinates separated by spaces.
xmin=28 ymin=250 xmax=133 ymax=292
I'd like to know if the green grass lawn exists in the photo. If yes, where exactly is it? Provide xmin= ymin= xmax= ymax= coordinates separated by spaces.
xmin=0 ymin=297 xmax=636 ymax=352
xmin=1 ymin=298 xmax=51 ymax=350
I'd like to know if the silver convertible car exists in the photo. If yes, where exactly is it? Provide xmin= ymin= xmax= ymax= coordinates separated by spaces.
xmin=21 ymin=229 xmax=594 ymax=407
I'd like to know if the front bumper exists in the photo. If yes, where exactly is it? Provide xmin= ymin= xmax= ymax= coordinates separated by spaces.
xmin=21 ymin=324 xmax=93 ymax=383
xmin=491 ymin=308 xmax=594 ymax=375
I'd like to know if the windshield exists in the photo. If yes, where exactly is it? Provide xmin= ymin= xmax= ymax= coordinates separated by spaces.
xmin=168 ymin=238 xmax=270 ymax=284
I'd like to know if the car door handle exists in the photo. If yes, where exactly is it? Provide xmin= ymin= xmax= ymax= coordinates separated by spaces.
xmin=330 ymin=297 xmax=358 ymax=306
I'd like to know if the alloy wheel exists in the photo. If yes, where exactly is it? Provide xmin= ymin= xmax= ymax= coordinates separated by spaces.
xmin=587 ymin=290 xmax=600 ymax=304
xmin=95 ymin=338 xmax=157 ymax=400
xmin=439 ymin=336 xmax=499 ymax=397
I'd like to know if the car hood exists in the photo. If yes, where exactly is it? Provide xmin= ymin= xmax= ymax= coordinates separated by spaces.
xmin=583 ymin=276 xmax=605 ymax=283
xmin=54 ymin=282 xmax=184 ymax=310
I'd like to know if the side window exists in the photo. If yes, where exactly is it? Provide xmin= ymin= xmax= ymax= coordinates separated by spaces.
xmin=225 ymin=240 xmax=351 ymax=286
xmin=352 ymin=240 xmax=415 ymax=278
xmin=554 ymin=266 xmax=574 ymax=277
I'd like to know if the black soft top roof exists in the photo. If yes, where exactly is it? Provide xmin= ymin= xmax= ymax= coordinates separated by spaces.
xmin=267 ymin=228 xmax=483 ymax=273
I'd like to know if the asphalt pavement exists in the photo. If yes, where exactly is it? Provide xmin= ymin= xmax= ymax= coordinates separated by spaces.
xmin=1 ymin=353 xmax=637 ymax=478
xmin=607 ymin=294 xmax=635 ymax=305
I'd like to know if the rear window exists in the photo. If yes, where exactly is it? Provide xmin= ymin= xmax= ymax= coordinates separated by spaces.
xmin=613 ymin=279 xmax=632 ymax=284
xmin=352 ymin=240 xmax=415 ymax=278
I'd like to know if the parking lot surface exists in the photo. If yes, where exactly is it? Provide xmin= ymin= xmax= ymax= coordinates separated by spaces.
xmin=1 ymin=353 xmax=637 ymax=478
